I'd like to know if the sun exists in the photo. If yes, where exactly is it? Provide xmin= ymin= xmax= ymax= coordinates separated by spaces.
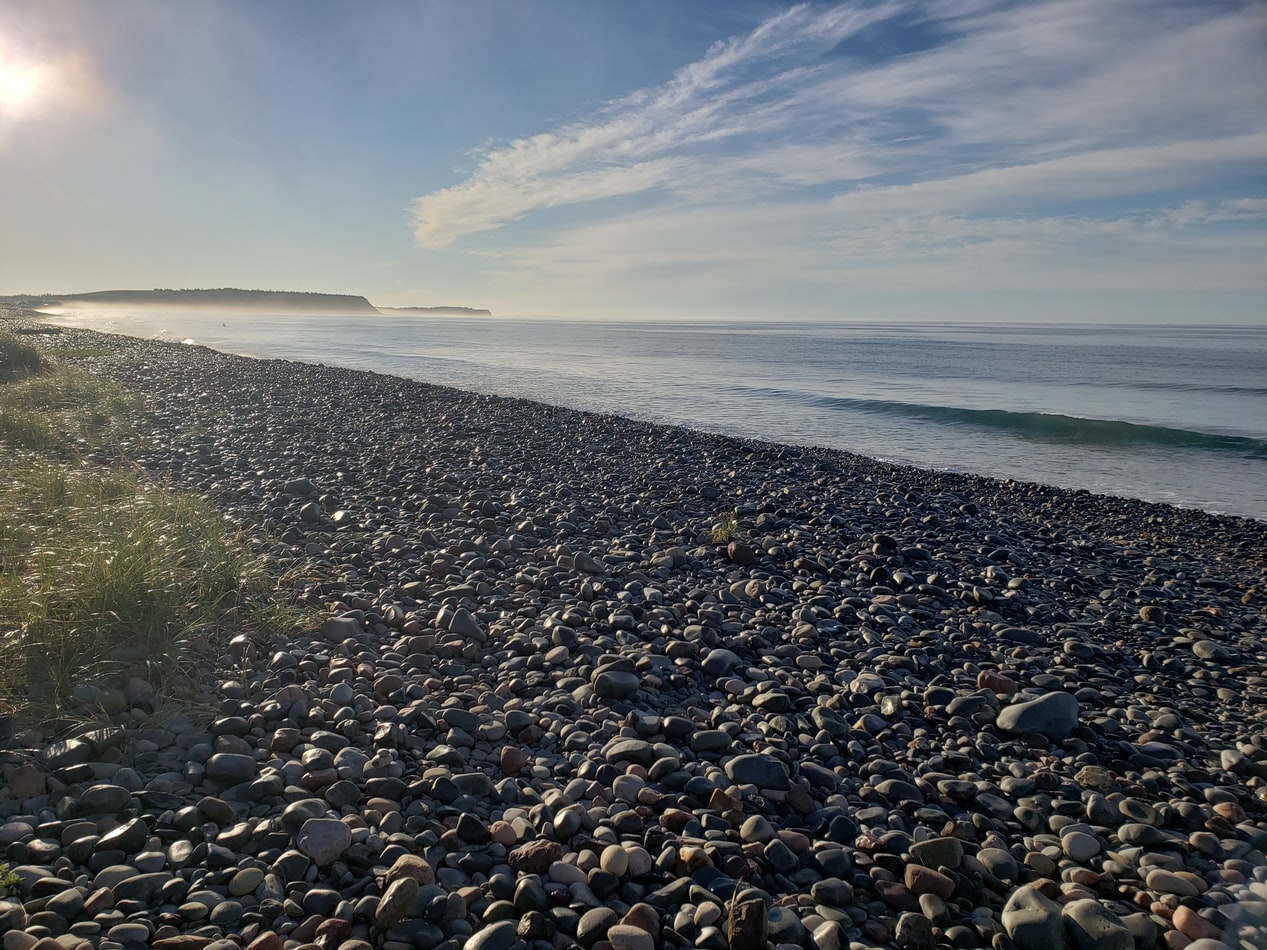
xmin=0 ymin=45 xmax=50 ymax=121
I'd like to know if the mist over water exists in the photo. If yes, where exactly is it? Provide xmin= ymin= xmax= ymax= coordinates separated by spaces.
xmin=42 ymin=310 xmax=1267 ymax=520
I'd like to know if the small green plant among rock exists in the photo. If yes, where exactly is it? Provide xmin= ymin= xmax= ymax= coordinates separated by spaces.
xmin=710 ymin=509 xmax=741 ymax=545
xmin=0 ymin=862 xmax=21 ymax=898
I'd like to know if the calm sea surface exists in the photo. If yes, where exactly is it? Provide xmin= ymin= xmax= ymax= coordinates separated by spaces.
xmin=44 ymin=312 xmax=1267 ymax=521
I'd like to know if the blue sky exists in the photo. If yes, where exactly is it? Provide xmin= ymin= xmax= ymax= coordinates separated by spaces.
xmin=0 ymin=0 xmax=1263 ymax=322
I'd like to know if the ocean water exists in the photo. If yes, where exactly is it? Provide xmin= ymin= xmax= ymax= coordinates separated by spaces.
xmin=41 ymin=311 xmax=1267 ymax=521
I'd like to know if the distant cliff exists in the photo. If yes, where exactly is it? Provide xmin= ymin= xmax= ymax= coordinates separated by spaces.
xmin=380 ymin=306 xmax=493 ymax=316
xmin=47 ymin=289 xmax=381 ymax=314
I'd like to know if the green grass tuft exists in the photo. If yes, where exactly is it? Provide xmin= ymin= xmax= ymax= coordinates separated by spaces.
xmin=0 ymin=366 xmax=142 ymax=452
xmin=0 ymin=862 xmax=21 ymax=897
xmin=0 ymin=331 xmax=46 ymax=382
xmin=710 ymin=509 xmax=742 ymax=545
xmin=0 ymin=460 xmax=280 ymax=715
xmin=0 ymin=336 xmax=298 ymax=724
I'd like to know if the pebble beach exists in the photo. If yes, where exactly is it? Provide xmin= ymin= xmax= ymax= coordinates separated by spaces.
xmin=1 ymin=324 xmax=1265 ymax=950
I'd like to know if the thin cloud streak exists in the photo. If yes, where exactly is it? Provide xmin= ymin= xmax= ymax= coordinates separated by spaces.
xmin=410 ymin=1 xmax=897 ymax=247
xmin=830 ymin=135 xmax=1267 ymax=215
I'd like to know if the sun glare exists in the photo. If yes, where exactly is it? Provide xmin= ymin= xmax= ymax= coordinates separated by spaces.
xmin=2 ymin=65 xmax=39 ymax=112
xmin=0 ymin=41 xmax=51 ymax=121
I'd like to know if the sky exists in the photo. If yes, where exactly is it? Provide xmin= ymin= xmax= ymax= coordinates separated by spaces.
xmin=0 ymin=0 xmax=1263 ymax=323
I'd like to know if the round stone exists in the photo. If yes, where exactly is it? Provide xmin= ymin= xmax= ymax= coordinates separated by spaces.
xmin=593 ymin=670 xmax=640 ymax=698
xmin=204 ymin=753 xmax=257 ymax=785
xmin=296 ymin=818 xmax=352 ymax=867
xmin=577 ymin=907 xmax=619 ymax=947
xmin=1144 ymin=868 xmax=1200 ymax=897
xmin=78 ymin=783 xmax=133 ymax=815
xmin=1062 ymin=831 xmax=1101 ymax=862
xmin=375 ymin=877 xmax=419 ymax=928
xmin=600 ymin=844 xmax=630 ymax=877
xmin=1002 ymin=885 xmax=1065 ymax=948
xmin=228 ymin=867 xmax=265 ymax=897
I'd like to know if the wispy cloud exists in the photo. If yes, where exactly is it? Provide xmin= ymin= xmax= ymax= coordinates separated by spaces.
xmin=410 ymin=1 xmax=898 ymax=247
xmin=409 ymin=0 xmax=1265 ymax=316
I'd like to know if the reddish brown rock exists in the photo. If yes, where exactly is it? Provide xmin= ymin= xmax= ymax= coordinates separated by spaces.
xmin=3 ymin=763 xmax=46 ymax=801
xmin=500 ymin=745 xmax=528 ymax=775
xmin=1172 ymin=905 xmax=1222 ymax=941
xmin=385 ymin=853 xmax=435 ymax=886
xmin=1212 ymin=800 xmax=1246 ymax=822
xmin=875 ymin=880 xmax=919 ymax=911
xmin=977 ymin=670 xmax=1018 ymax=696
xmin=905 ymin=864 xmax=956 ymax=900
xmin=786 ymin=783 xmax=816 ymax=814
xmin=621 ymin=903 xmax=661 ymax=938
xmin=861 ymin=920 xmax=892 ymax=944
xmin=509 ymin=839 xmax=565 ymax=874
xmin=373 ymin=673 xmax=405 ymax=696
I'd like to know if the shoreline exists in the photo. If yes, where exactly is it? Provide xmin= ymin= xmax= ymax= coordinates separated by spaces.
xmin=1 ymin=321 xmax=1264 ymax=949
xmin=16 ymin=311 xmax=1267 ymax=526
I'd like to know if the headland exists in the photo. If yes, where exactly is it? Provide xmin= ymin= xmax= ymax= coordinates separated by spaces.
xmin=1 ymin=289 xmax=493 ymax=318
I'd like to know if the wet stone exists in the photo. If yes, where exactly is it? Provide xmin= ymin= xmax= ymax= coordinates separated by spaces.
xmin=96 ymin=817 xmax=147 ymax=854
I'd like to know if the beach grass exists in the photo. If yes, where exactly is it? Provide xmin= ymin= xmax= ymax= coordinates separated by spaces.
xmin=0 ymin=333 xmax=142 ymax=452
xmin=0 ymin=332 xmax=45 ymax=382
xmin=0 ymin=331 xmax=289 ymax=725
